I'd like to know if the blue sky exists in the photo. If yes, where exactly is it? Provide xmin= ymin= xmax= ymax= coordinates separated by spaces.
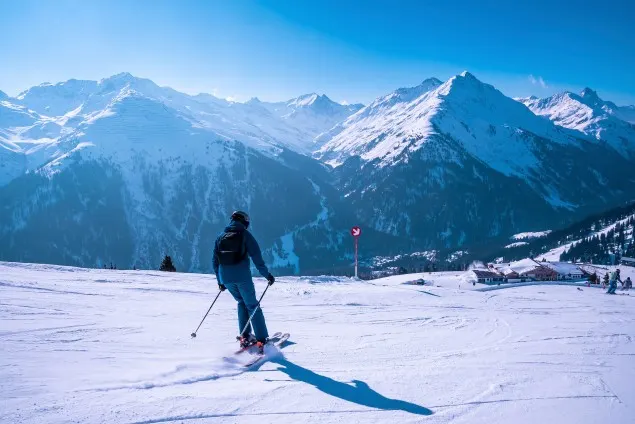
xmin=1 ymin=0 xmax=634 ymax=105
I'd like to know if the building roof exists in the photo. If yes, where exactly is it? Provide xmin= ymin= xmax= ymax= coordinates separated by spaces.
xmin=541 ymin=262 xmax=583 ymax=275
xmin=472 ymin=270 xmax=502 ymax=278
xmin=499 ymin=267 xmax=519 ymax=276
xmin=508 ymin=258 xmax=543 ymax=275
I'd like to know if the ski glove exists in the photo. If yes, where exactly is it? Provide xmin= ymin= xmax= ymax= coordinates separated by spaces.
xmin=266 ymin=273 xmax=275 ymax=286
xmin=218 ymin=284 xmax=226 ymax=292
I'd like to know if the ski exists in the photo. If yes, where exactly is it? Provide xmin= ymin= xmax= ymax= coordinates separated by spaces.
xmin=233 ymin=332 xmax=282 ymax=355
xmin=243 ymin=333 xmax=290 ymax=368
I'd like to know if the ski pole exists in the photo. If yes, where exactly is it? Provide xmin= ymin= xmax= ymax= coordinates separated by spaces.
xmin=239 ymin=284 xmax=271 ymax=337
xmin=190 ymin=290 xmax=222 ymax=338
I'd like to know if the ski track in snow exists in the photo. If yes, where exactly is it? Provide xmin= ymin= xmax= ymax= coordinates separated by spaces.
xmin=1 ymin=262 xmax=634 ymax=424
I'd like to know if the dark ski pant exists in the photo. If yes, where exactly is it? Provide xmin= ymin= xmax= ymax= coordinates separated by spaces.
xmin=224 ymin=281 xmax=269 ymax=341
xmin=607 ymin=281 xmax=617 ymax=294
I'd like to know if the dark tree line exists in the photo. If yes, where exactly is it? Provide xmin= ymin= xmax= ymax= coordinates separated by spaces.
xmin=561 ymin=217 xmax=635 ymax=264
xmin=492 ymin=202 xmax=635 ymax=263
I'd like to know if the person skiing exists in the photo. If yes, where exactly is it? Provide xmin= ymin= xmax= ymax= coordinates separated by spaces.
xmin=623 ymin=276 xmax=632 ymax=291
xmin=213 ymin=211 xmax=275 ymax=352
xmin=606 ymin=269 xmax=622 ymax=294
xmin=602 ymin=272 xmax=609 ymax=289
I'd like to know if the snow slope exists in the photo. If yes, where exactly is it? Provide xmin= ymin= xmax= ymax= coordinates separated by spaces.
xmin=511 ymin=230 xmax=552 ymax=240
xmin=536 ymin=212 xmax=635 ymax=261
xmin=315 ymin=72 xmax=635 ymax=248
xmin=520 ymin=89 xmax=635 ymax=158
xmin=0 ymin=74 xmax=365 ymax=272
xmin=252 ymin=93 xmax=363 ymax=147
xmin=318 ymin=72 xmax=578 ymax=176
xmin=2 ymin=261 xmax=634 ymax=424
xmin=3 ymin=73 xmax=363 ymax=168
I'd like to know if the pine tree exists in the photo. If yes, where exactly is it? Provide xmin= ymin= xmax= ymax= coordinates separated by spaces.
xmin=160 ymin=255 xmax=176 ymax=272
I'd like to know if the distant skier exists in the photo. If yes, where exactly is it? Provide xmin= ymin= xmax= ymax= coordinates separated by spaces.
xmin=213 ymin=211 xmax=275 ymax=352
xmin=606 ymin=269 xmax=622 ymax=294
xmin=602 ymin=273 xmax=609 ymax=289
xmin=623 ymin=276 xmax=632 ymax=291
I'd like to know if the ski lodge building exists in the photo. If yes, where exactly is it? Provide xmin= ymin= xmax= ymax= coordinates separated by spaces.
xmin=483 ymin=259 xmax=585 ymax=283
xmin=472 ymin=270 xmax=505 ymax=284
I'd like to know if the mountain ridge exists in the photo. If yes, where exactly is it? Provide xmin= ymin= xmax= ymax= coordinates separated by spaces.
xmin=1 ymin=71 xmax=634 ymax=273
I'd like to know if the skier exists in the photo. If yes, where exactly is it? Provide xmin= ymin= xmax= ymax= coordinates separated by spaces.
xmin=606 ymin=269 xmax=622 ymax=294
xmin=602 ymin=272 xmax=609 ymax=289
xmin=623 ymin=276 xmax=632 ymax=291
xmin=213 ymin=211 xmax=275 ymax=352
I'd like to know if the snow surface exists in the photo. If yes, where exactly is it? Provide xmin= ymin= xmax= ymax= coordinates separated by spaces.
xmin=511 ymin=230 xmax=552 ymax=240
xmin=505 ymin=241 xmax=529 ymax=248
xmin=2 ymin=261 xmax=634 ymax=424
xmin=318 ymin=72 xmax=578 ymax=178
xmin=0 ymin=73 xmax=364 ymax=189
xmin=521 ymin=89 xmax=635 ymax=157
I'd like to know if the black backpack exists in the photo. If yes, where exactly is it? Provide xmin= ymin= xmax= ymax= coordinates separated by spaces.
xmin=217 ymin=230 xmax=247 ymax=265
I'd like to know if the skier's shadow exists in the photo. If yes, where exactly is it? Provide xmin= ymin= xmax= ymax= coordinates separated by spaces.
xmin=270 ymin=358 xmax=433 ymax=416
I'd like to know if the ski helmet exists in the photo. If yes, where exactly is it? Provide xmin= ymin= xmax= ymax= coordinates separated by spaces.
xmin=231 ymin=210 xmax=250 ymax=227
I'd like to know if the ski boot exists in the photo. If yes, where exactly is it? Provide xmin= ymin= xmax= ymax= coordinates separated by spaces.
xmin=237 ymin=333 xmax=257 ymax=349
xmin=255 ymin=340 xmax=267 ymax=355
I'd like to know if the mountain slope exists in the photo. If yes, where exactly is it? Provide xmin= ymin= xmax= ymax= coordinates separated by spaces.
xmin=251 ymin=93 xmax=363 ymax=149
xmin=520 ymin=89 xmax=635 ymax=158
xmin=318 ymin=72 xmax=635 ymax=248
xmin=0 ymin=77 xmax=374 ymax=272
xmin=484 ymin=201 xmax=635 ymax=263
xmin=2 ymin=72 xmax=634 ymax=273
xmin=8 ymin=73 xmax=362 ymax=159
xmin=616 ymin=105 xmax=635 ymax=124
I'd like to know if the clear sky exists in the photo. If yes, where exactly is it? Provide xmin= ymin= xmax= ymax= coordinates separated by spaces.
xmin=1 ymin=0 xmax=634 ymax=105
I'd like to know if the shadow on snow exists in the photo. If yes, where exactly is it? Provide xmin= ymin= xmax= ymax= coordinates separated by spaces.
xmin=270 ymin=358 xmax=433 ymax=416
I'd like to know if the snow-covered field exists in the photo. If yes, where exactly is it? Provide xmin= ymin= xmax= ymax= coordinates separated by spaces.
xmin=2 ymin=262 xmax=634 ymax=424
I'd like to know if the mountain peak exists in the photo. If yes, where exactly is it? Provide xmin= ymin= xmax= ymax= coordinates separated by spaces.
xmin=288 ymin=93 xmax=337 ymax=108
xmin=0 ymin=90 xmax=7 ymax=100
xmin=422 ymin=77 xmax=442 ymax=86
xmin=99 ymin=72 xmax=144 ymax=86
xmin=443 ymin=71 xmax=487 ymax=94
xmin=442 ymin=71 xmax=494 ymax=98
xmin=580 ymin=87 xmax=600 ymax=101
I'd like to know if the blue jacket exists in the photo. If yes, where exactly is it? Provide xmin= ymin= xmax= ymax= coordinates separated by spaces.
xmin=213 ymin=220 xmax=270 ymax=284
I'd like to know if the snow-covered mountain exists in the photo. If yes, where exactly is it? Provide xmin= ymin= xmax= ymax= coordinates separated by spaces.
xmin=249 ymin=93 xmax=363 ymax=149
xmin=9 ymin=73 xmax=362 ymax=156
xmin=520 ymin=88 xmax=635 ymax=158
xmin=0 ymin=73 xmax=377 ymax=272
xmin=1 ymin=72 xmax=634 ymax=273
xmin=318 ymin=72 xmax=635 ymax=248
